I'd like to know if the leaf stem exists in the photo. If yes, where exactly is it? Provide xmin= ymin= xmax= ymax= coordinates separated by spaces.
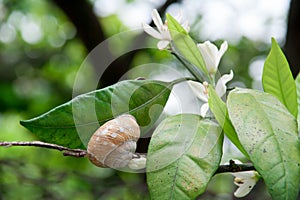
xmin=0 ymin=141 xmax=87 ymax=158
xmin=171 ymin=52 xmax=205 ymax=83
xmin=171 ymin=77 xmax=197 ymax=86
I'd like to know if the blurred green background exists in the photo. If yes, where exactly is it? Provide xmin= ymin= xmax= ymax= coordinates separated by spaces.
xmin=0 ymin=0 xmax=298 ymax=199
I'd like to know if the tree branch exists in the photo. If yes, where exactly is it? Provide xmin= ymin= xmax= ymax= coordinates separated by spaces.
xmin=214 ymin=159 xmax=256 ymax=175
xmin=1 ymin=142 xmax=255 ymax=174
xmin=0 ymin=141 xmax=87 ymax=158
xmin=284 ymin=0 xmax=300 ymax=78
xmin=51 ymin=0 xmax=183 ymax=89
xmin=51 ymin=0 xmax=104 ymax=52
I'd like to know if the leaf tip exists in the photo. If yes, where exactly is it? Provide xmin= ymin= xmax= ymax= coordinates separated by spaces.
xmin=165 ymin=13 xmax=173 ymax=23
xmin=19 ymin=120 xmax=32 ymax=129
xmin=271 ymin=37 xmax=276 ymax=43
xmin=19 ymin=118 xmax=35 ymax=128
xmin=271 ymin=37 xmax=281 ymax=51
xmin=19 ymin=120 xmax=26 ymax=127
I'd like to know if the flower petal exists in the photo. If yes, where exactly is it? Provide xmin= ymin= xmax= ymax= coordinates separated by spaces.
xmin=197 ymin=41 xmax=219 ymax=73
xmin=160 ymin=27 xmax=171 ymax=40
xmin=232 ymin=170 xmax=257 ymax=179
xmin=181 ymin=21 xmax=190 ymax=32
xmin=173 ymin=10 xmax=190 ymax=33
xmin=142 ymin=23 xmax=163 ymax=39
xmin=218 ymin=41 xmax=228 ymax=63
xmin=200 ymin=103 xmax=209 ymax=117
xmin=157 ymin=40 xmax=170 ymax=50
xmin=215 ymin=70 xmax=234 ymax=97
xmin=187 ymin=81 xmax=208 ymax=102
xmin=174 ymin=10 xmax=183 ymax=23
xmin=143 ymin=9 xmax=189 ymax=50
xmin=197 ymin=41 xmax=228 ymax=74
xmin=152 ymin=9 xmax=164 ymax=32
xmin=234 ymin=179 xmax=256 ymax=197
xmin=231 ymin=170 xmax=260 ymax=198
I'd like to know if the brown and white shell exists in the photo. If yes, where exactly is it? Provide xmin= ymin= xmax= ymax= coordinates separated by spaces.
xmin=87 ymin=114 xmax=140 ymax=168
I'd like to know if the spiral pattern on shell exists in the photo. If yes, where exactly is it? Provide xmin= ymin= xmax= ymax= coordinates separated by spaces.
xmin=87 ymin=114 xmax=140 ymax=168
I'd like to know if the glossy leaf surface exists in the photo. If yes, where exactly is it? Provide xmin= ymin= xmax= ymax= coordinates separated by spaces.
xmin=228 ymin=88 xmax=300 ymax=200
xmin=166 ymin=14 xmax=209 ymax=81
xmin=262 ymin=38 xmax=298 ymax=118
xmin=296 ymin=73 xmax=300 ymax=131
xmin=208 ymin=85 xmax=248 ymax=158
xmin=21 ymin=80 xmax=173 ymax=149
xmin=147 ymin=114 xmax=223 ymax=199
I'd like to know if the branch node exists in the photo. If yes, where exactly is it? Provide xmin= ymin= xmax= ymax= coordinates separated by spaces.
xmin=0 ymin=141 xmax=87 ymax=158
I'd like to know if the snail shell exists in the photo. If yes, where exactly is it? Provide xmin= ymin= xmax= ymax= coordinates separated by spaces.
xmin=87 ymin=114 xmax=140 ymax=168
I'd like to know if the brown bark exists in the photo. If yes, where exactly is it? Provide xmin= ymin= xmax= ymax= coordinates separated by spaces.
xmin=51 ymin=0 xmax=104 ymax=52
xmin=284 ymin=0 xmax=300 ymax=78
xmin=51 ymin=0 xmax=180 ymax=88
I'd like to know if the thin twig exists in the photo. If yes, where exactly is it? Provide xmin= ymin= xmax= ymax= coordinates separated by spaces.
xmin=0 ymin=142 xmax=256 ymax=173
xmin=0 ymin=141 xmax=87 ymax=158
xmin=214 ymin=159 xmax=256 ymax=175
xmin=171 ymin=52 xmax=205 ymax=83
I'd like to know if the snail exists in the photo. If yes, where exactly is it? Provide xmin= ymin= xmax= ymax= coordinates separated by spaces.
xmin=87 ymin=114 xmax=146 ymax=169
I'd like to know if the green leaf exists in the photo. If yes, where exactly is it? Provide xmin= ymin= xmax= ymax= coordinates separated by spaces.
xmin=208 ymin=85 xmax=249 ymax=158
xmin=147 ymin=114 xmax=223 ymax=199
xmin=296 ymin=73 xmax=300 ymax=132
xmin=166 ymin=14 xmax=209 ymax=81
xmin=20 ymin=79 xmax=173 ymax=149
xmin=228 ymin=88 xmax=300 ymax=200
xmin=262 ymin=38 xmax=298 ymax=118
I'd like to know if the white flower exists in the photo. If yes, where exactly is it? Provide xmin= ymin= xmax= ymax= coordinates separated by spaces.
xmin=232 ymin=170 xmax=260 ymax=198
xmin=188 ymin=70 xmax=234 ymax=117
xmin=142 ymin=9 xmax=189 ymax=50
xmin=197 ymin=41 xmax=228 ymax=75
xmin=188 ymin=81 xmax=210 ymax=117
xmin=224 ymin=159 xmax=260 ymax=198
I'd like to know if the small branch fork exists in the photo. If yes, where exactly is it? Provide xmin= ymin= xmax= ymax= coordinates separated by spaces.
xmin=0 ymin=141 xmax=87 ymax=158
xmin=0 ymin=141 xmax=255 ymax=173
xmin=214 ymin=159 xmax=256 ymax=174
